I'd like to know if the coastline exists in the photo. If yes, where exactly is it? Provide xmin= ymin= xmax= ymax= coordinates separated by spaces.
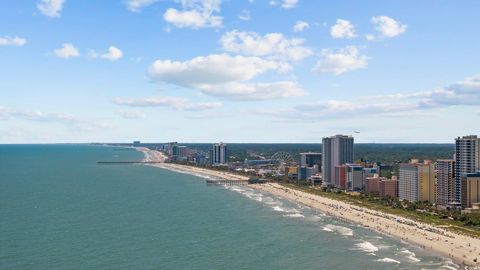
xmin=135 ymin=147 xmax=480 ymax=268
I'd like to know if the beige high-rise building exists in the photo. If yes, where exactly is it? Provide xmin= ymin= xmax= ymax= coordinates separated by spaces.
xmin=436 ymin=159 xmax=455 ymax=207
xmin=399 ymin=160 xmax=435 ymax=203
xmin=461 ymin=173 xmax=480 ymax=209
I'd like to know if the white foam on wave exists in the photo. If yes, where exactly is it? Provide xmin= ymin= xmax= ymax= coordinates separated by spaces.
xmin=441 ymin=263 xmax=459 ymax=270
xmin=224 ymin=185 xmax=267 ymax=203
xmin=400 ymin=249 xmax=420 ymax=262
xmin=262 ymin=197 xmax=278 ymax=205
xmin=283 ymin=213 xmax=305 ymax=218
xmin=306 ymin=215 xmax=323 ymax=222
xmin=376 ymin=258 xmax=400 ymax=264
xmin=322 ymin=226 xmax=334 ymax=232
xmin=323 ymin=224 xmax=354 ymax=236
xmin=355 ymin=241 xmax=379 ymax=254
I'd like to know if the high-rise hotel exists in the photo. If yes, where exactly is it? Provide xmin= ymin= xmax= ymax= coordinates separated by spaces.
xmin=322 ymin=135 xmax=354 ymax=186
xmin=399 ymin=160 xmax=435 ymax=203
xmin=212 ymin=142 xmax=228 ymax=165
xmin=455 ymin=135 xmax=480 ymax=203
xmin=435 ymin=159 xmax=456 ymax=208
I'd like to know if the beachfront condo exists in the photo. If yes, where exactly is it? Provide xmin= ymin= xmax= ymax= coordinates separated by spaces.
xmin=399 ymin=160 xmax=435 ymax=203
xmin=322 ymin=135 xmax=354 ymax=186
xmin=436 ymin=159 xmax=456 ymax=208
xmin=455 ymin=135 xmax=480 ymax=203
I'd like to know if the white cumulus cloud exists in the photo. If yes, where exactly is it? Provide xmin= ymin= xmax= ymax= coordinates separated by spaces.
xmin=37 ymin=0 xmax=65 ymax=18
xmin=293 ymin=21 xmax=309 ymax=32
xmin=88 ymin=46 xmax=124 ymax=61
xmin=368 ymin=16 xmax=407 ymax=40
xmin=53 ymin=43 xmax=79 ymax=59
xmin=330 ymin=19 xmax=356 ymax=39
xmin=163 ymin=0 xmax=223 ymax=29
xmin=312 ymin=46 xmax=368 ymax=75
xmin=148 ymin=54 xmax=306 ymax=101
xmin=198 ymin=81 xmax=305 ymax=101
xmin=0 ymin=36 xmax=27 ymax=46
xmin=101 ymin=46 xmax=123 ymax=61
xmin=149 ymin=54 xmax=282 ymax=86
xmin=220 ymin=30 xmax=312 ymax=62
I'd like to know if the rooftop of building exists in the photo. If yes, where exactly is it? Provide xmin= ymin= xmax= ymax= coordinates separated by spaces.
xmin=456 ymin=135 xmax=479 ymax=139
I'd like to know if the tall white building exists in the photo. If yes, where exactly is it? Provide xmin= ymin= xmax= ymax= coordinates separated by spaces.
xmin=455 ymin=135 xmax=480 ymax=203
xmin=322 ymin=135 xmax=354 ymax=186
xmin=212 ymin=142 xmax=228 ymax=165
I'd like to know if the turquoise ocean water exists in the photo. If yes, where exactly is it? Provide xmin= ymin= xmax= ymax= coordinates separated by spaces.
xmin=0 ymin=145 xmax=458 ymax=269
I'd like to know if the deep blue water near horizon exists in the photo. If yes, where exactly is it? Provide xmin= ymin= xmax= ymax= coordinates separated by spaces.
xmin=0 ymin=145 xmax=457 ymax=269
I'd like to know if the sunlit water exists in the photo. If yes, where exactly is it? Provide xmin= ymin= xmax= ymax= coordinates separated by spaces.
xmin=0 ymin=145 xmax=458 ymax=269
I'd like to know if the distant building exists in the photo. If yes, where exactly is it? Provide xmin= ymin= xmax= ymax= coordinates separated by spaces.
xmin=363 ymin=167 xmax=378 ymax=188
xmin=178 ymin=146 xmax=188 ymax=160
xmin=300 ymin=152 xmax=322 ymax=168
xmin=461 ymin=172 xmax=480 ymax=209
xmin=379 ymin=177 xmax=399 ymax=198
xmin=399 ymin=160 xmax=435 ymax=203
xmin=285 ymin=166 xmax=298 ymax=181
xmin=171 ymin=144 xmax=179 ymax=160
xmin=455 ymin=135 xmax=480 ymax=203
xmin=365 ymin=176 xmax=382 ymax=195
xmin=298 ymin=166 xmax=319 ymax=181
xmin=322 ymin=135 xmax=354 ymax=186
xmin=244 ymin=159 xmax=272 ymax=166
xmin=194 ymin=152 xmax=208 ymax=166
xmin=346 ymin=164 xmax=364 ymax=191
xmin=436 ymin=159 xmax=456 ymax=207
xmin=378 ymin=163 xmax=393 ymax=175
xmin=365 ymin=176 xmax=399 ymax=198
xmin=334 ymin=165 xmax=347 ymax=190
xmin=212 ymin=142 xmax=228 ymax=165
xmin=164 ymin=142 xmax=178 ymax=156
xmin=363 ymin=167 xmax=378 ymax=178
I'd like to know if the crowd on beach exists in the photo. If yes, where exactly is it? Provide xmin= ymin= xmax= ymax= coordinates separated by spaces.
xmin=256 ymin=183 xmax=480 ymax=268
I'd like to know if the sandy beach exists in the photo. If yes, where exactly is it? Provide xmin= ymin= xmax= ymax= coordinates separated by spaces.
xmin=136 ymin=147 xmax=480 ymax=268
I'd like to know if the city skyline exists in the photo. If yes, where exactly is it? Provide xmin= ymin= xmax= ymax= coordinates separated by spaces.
xmin=1 ymin=0 xmax=479 ymax=143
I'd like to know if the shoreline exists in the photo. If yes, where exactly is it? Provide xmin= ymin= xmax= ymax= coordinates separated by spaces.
xmin=135 ymin=147 xmax=480 ymax=268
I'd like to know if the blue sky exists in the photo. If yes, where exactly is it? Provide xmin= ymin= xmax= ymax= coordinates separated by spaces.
xmin=1 ymin=0 xmax=479 ymax=143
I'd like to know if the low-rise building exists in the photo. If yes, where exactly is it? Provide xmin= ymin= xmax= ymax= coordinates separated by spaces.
xmin=365 ymin=176 xmax=382 ymax=195
xmin=298 ymin=166 xmax=319 ymax=181
xmin=379 ymin=176 xmax=399 ymax=198
xmin=285 ymin=166 xmax=298 ymax=181
xmin=346 ymin=164 xmax=364 ymax=191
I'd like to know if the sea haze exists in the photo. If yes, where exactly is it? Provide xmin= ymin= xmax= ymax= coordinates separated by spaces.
xmin=0 ymin=145 xmax=458 ymax=269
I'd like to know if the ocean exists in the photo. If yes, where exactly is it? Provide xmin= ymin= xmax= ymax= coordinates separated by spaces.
xmin=0 ymin=145 xmax=458 ymax=269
